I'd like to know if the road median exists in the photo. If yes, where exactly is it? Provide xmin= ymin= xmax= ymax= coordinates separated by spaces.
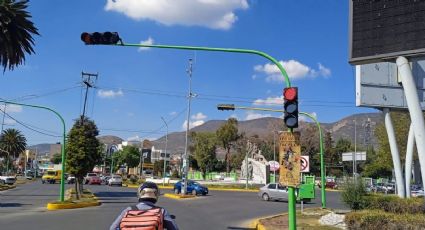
xmin=163 ymin=193 xmax=197 ymax=200
xmin=125 ymin=183 xmax=259 ymax=192
xmin=0 ymin=184 xmax=16 ymax=191
xmin=46 ymin=188 xmax=100 ymax=211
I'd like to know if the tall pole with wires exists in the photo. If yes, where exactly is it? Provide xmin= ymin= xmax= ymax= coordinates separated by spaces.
xmin=81 ymin=72 xmax=98 ymax=122
xmin=182 ymin=59 xmax=194 ymax=195
xmin=161 ymin=116 xmax=168 ymax=186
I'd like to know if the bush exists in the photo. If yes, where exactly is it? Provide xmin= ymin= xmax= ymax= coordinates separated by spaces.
xmin=129 ymin=175 xmax=138 ymax=184
xmin=171 ymin=169 xmax=180 ymax=179
xmin=363 ymin=194 xmax=425 ymax=214
xmin=341 ymin=178 xmax=367 ymax=210
xmin=345 ymin=210 xmax=425 ymax=230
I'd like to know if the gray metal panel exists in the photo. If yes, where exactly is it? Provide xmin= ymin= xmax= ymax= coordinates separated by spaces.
xmin=356 ymin=58 xmax=425 ymax=110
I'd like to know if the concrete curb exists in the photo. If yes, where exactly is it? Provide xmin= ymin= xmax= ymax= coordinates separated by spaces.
xmin=163 ymin=193 xmax=197 ymax=200
xmin=47 ymin=190 xmax=101 ymax=210
xmin=0 ymin=185 xmax=16 ymax=191
xmin=46 ymin=200 xmax=100 ymax=210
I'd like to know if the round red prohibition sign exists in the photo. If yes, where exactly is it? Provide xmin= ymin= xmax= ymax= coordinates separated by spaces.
xmin=300 ymin=156 xmax=308 ymax=171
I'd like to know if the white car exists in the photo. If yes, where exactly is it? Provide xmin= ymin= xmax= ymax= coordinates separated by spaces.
xmin=108 ymin=175 xmax=122 ymax=186
xmin=0 ymin=175 xmax=16 ymax=185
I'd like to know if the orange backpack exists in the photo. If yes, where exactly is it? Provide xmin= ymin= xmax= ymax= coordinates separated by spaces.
xmin=119 ymin=205 xmax=164 ymax=230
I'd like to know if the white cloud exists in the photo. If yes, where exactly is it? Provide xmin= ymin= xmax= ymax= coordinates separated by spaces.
xmin=127 ymin=135 xmax=141 ymax=141
xmin=254 ymin=60 xmax=331 ymax=82
xmin=182 ymin=119 xmax=205 ymax=130
xmin=245 ymin=111 xmax=271 ymax=121
xmin=104 ymin=0 xmax=249 ymax=30
xmin=138 ymin=37 xmax=154 ymax=51
xmin=191 ymin=112 xmax=207 ymax=120
xmin=182 ymin=111 xmax=207 ymax=130
xmin=0 ymin=104 xmax=23 ymax=113
xmin=229 ymin=114 xmax=238 ymax=120
xmin=253 ymin=96 xmax=283 ymax=106
xmin=169 ymin=111 xmax=177 ymax=116
xmin=97 ymin=89 xmax=124 ymax=98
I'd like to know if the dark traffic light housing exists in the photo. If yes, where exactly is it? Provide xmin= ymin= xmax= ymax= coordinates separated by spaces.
xmin=81 ymin=32 xmax=121 ymax=45
xmin=283 ymin=87 xmax=298 ymax=128
xmin=217 ymin=104 xmax=235 ymax=111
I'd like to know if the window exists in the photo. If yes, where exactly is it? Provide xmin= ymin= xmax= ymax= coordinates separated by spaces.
xmin=277 ymin=184 xmax=286 ymax=190
xmin=268 ymin=184 xmax=276 ymax=189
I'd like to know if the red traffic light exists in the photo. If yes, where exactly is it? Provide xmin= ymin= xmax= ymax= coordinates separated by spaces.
xmin=283 ymin=87 xmax=298 ymax=101
xmin=81 ymin=32 xmax=120 ymax=45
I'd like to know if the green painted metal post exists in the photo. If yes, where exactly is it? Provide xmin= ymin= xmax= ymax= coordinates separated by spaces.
xmin=288 ymin=187 xmax=297 ymax=229
xmin=299 ymin=112 xmax=326 ymax=208
xmin=0 ymin=100 xmax=66 ymax=202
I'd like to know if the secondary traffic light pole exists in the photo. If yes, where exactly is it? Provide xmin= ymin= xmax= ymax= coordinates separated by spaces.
xmin=0 ymin=100 xmax=66 ymax=202
xmin=217 ymin=105 xmax=327 ymax=208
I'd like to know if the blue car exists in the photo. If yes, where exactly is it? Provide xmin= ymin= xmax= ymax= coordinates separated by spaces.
xmin=174 ymin=180 xmax=208 ymax=195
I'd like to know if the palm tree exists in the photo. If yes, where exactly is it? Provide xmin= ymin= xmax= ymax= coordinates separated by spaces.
xmin=0 ymin=0 xmax=39 ymax=71
xmin=0 ymin=128 xmax=26 ymax=160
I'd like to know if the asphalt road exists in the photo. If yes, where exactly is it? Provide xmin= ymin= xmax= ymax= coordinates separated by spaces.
xmin=0 ymin=181 xmax=346 ymax=230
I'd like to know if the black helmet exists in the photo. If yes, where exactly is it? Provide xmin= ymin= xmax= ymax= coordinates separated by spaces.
xmin=138 ymin=181 xmax=160 ymax=203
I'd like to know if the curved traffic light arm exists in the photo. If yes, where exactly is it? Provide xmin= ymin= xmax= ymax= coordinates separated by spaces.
xmin=0 ymin=100 xmax=67 ymax=202
xmin=115 ymin=42 xmax=291 ymax=88
xmin=80 ymin=32 xmax=291 ymax=88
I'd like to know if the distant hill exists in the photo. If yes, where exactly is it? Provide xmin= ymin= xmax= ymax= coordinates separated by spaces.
xmin=97 ymin=135 xmax=124 ymax=146
xmin=152 ymin=112 xmax=383 ymax=154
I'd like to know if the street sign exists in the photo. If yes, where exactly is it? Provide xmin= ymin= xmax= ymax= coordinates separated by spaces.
xmin=300 ymin=156 xmax=310 ymax=173
xmin=269 ymin=161 xmax=280 ymax=172
xmin=279 ymin=131 xmax=301 ymax=187
xmin=342 ymin=152 xmax=367 ymax=162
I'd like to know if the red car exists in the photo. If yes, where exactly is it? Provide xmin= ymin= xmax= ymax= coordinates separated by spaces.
xmin=87 ymin=176 xmax=102 ymax=185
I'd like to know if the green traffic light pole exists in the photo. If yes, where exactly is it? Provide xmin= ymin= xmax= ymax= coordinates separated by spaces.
xmin=217 ymin=104 xmax=326 ymax=208
xmin=83 ymin=36 xmax=296 ymax=229
xmin=0 ymin=100 xmax=67 ymax=202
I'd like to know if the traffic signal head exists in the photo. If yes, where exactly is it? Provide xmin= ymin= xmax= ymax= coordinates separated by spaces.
xmin=283 ymin=87 xmax=298 ymax=128
xmin=81 ymin=32 xmax=120 ymax=45
xmin=217 ymin=104 xmax=235 ymax=111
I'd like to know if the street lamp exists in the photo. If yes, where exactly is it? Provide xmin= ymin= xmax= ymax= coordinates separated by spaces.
xmin=161 ymin=116 xmax=169 ymax=186
xmin=110 ymin=145 xmax=118 ymax=175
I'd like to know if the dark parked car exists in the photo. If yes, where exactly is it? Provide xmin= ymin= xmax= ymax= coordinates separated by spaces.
xmin=174 ymin=180 xmax=208 ymax=195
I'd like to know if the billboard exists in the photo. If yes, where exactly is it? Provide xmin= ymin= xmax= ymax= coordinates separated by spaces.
xmin=349 ymin=0 xmax=425 ymax=64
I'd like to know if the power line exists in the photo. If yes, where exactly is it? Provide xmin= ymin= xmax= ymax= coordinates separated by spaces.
xmin=0 ymin=108 xmax=62 ymax=137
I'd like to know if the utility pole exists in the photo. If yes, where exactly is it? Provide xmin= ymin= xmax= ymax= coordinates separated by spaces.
xmin=182 ymin=59 xmax=195 ymax=195
xmin=353 ymin=119 xmax=357 ymax=179
xmin=81 ymin=72 xmax=98 ymax=122
xmin=161 ymin=117 xmax=168 ymax=186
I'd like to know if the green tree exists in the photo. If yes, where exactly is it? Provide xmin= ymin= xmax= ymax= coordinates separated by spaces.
xmin=66 ymin=117 xmax=101 ymax=199
xmin=0 ymin=0 xmax=39 ymax=71
xmin=301 ymin=124 xmax=320 ymax=176
xmin=362 ymin=112 xmax=410 ymax=178
xmin=216 ymin=118 xmax=239 ymax=173
xmin=153 ymin=159 xmax=171 ymax=177
xmin=191 ymin=132 xmax=217 ymax=179
xmin=50 ymin=153 xmax=62 ymax=164
xmin=115 ymin=146 xmax=140 ymax=175
xmin=0 ymin=128 xmax=26 ymax=161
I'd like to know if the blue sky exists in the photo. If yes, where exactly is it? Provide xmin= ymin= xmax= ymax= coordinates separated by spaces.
xmin=0 ymin=0 xmax=374 ymax=145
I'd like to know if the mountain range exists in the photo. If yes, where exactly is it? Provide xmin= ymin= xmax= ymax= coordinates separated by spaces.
xmin=29 ymin=112 xmax=383 ymax=155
